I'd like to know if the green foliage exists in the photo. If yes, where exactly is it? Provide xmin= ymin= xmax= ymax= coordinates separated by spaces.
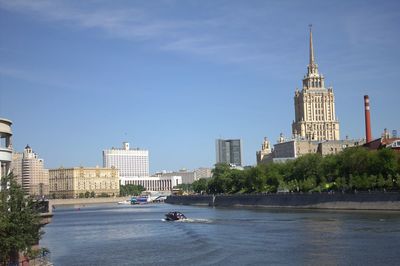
xmin=0 ymin=173 xmax=43 ymax=265
xmin=192 ymin=178 xmax=208 ymax=193
xmin=99 ymin=192 xmax=110 ymax=198
xmin=204 ymin=147 xmax=400 ymax=195
xmin=175 ymin=183 xmax=193 ymax=192
xmin=120 ymin=184 xmax=145 ymax=196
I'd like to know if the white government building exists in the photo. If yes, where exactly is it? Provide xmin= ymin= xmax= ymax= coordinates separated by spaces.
xmin=103 ymin=142 xmax=181 ymax=192
xmin=103 ymin=142 xmax=149 ymax=177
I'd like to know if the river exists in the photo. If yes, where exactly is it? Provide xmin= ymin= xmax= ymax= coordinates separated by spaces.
xmin=41 ymin=203 xmax=400 ymax=265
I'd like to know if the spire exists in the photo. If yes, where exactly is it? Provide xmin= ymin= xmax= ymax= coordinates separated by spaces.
xmin=309 ymin=24 xmax=315 ymax=66
xmin=306 ymin=24 xmax=319 ymax=77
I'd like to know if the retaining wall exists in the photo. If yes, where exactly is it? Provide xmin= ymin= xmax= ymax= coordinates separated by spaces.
xmin=165 ymin=193 xmax=400 ymax=210
xmin=50 ymin=197 xmax=130 ymax=207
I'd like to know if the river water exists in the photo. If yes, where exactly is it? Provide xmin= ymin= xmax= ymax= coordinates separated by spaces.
xmin=41 ymin=203 xmax=400 ymax=265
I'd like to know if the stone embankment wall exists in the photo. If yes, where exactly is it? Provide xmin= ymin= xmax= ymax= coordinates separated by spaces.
xmin=50 ymin=197 xmax=130 ymax=207
xmin=165 ymin=195 xmax=213 ymax=206
xmin=166 ymin=193 xmax=400 ymax=210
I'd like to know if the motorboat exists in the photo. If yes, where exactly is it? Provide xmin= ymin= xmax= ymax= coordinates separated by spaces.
xmin=117 ymin=199 xmax=131 ymax=205
xmin=165 ymin=211 xmax=187 ymax=221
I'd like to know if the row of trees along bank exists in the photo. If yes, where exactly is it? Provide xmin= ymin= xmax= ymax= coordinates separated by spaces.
xmin=190 ymin=147 xmax=400 ymax=194
xmin=0 ymin=174 xmax=48 ymax=265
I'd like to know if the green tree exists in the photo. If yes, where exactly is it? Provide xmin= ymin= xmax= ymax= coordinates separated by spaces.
xmin=376 ymin=174 xmax=386 ymax=190
xmin=299 ymin=177 xmax=316 ymax=192
xmin=0 ymin=174 xmax=44 ymax=265
xmin=285 ymin=154 xmax=322 ymax=188
xmin=211 ymin=163 xmax=231 ymax=178
xmin=120 ymin=184 xmax=146 ymax=196
xmin=394 ymin=174 xmax=400 ymax=189
xmin=334 ymin=176 xmax=348 ymax=192
xmin=192 ymin=178 xmax=208 ymax=194
xmin=84 ymin=191 xmax=90 ymax=198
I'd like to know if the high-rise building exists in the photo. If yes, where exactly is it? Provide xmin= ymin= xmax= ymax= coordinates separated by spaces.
xmin=103 ymin=142 xmax=149 ymax=178
xmin=292 ymin=26 xmax=340 ymax=141
xmin=12 ymin=145 xmax=49 ymax=197
xmin=0 ymin=118 xmax=12 ymax=183
xmin=215 ymin=139 xmax=242 ymax=166
xmin=0 ymin=118 xmax=12 ymax=184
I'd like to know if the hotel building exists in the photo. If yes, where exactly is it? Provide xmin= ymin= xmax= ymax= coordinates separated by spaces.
xmin=292 ymin=26 xmax=340 ymax=141
xmin=12 ymin=145 xmax=49 ymax=197
xmin=257 ymin=27 xmax=363 ymax=165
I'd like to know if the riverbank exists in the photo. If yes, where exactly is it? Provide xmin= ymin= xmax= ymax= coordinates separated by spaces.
xmin=50 ymin=197 xmax=130 ymax=207
xmin=165 ymin=193 xmax=400 ymax=210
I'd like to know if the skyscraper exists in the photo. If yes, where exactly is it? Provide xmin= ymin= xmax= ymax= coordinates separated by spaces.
xmin=215 ymin=139 xmax=242 ymax=166
xmin=292 ymin=26 xmax=340 ymax=141
xmin=103 ymin=142 xmax=149 ymax=178
xmin=12 ymin=145 xmax=49 ymax=197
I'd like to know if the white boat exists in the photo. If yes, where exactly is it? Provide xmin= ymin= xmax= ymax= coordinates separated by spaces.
xmin=117 ymin=200 xmax=131 ymax=205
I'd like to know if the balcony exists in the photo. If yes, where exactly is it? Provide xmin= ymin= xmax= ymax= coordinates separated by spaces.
xmin=0 ymin=146 xmax=12 ymax=162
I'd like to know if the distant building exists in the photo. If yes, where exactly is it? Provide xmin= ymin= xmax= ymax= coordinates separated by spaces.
xmin=103 ymin=142 xmax=149 ymax=178
xmin=0 ymin=118 xmax=13 ymax=183
xmin=256 ymin=138 xmax=272 ymax=164
xmin=216 ymin=139 xmax=242 ymax=166
xmin=12 ymin=145 xmax=49 ymax=197
xmin=194 ymin=167 xmax=213 ymax=180
xmin=121 ymin=176 xmax=182 ymax=192
xmin=291 ymin=26 xmax=340 ymax=141
xmin=49 ymin=166 xmax=120 ymax=199
xmin=257 ymin=137 xmax=364 ymax=165
xmin=317 ymin=139 xmax=364 ymax=155
xmin=364 ymin=129 xmax=400 ymax=153
xmin=256 ymin=27 xmax=360 ymax=165
xmin=157 ymin=169 xmax=196 ymax=184
xmin=153 ymin=167 xmax=212 ymax=185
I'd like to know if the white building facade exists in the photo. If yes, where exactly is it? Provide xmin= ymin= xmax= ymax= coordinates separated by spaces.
xmin=103 ymin=142 xmax=149 ymax=178
xmin=0 ymin=118 xmax=12 ymax=183
xmin=120 ymin=176 xmax=182 ymax=192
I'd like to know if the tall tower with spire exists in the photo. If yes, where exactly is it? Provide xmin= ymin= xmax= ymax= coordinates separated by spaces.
xmin=292 ymin=26 xmax=340 ymax=141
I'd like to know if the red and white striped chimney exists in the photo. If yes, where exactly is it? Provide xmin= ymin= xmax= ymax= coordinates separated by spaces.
xmin=364 ymin=95 xmax=372 ymax=143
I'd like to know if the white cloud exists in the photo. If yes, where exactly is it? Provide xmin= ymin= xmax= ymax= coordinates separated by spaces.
xmin=0 ymin=0 xmax=278 ymax=65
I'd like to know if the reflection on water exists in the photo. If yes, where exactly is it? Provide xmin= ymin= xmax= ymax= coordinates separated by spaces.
xmin=41 ymin=203 xmax=400 ymax=265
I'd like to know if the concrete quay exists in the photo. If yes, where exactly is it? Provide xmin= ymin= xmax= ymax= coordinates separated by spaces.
xmin=166 ymin=193 xmax=400 ymax=211
xmin=49 ymin=196 xmax=131 ymax=207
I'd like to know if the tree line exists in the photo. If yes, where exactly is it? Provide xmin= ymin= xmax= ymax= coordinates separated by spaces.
xmin=0 ymin=174 xmax=48 ymax=265
xmin=190 ymin=147 xmax=400 ymax=194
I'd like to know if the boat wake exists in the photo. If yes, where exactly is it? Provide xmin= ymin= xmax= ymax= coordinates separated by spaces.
xmin=162 ymin=218 xmax=213 ymax=224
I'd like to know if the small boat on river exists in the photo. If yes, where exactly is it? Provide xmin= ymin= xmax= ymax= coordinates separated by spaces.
xmin=165 ymin=211 xmax=187 ymax=221
xmin=117 ymin=200 xmax=131 ymax=205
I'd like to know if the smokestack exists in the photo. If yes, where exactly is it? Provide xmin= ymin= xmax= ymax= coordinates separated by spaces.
xmin=364 ymin=95 xmax=372 ymax=143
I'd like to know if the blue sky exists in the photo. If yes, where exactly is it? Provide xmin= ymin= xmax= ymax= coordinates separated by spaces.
xmin=1 ymin=0 xmax=399 ymax=173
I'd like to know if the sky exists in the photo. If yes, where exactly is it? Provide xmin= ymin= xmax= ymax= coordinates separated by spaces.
xmin=0 ymin=0 xmax=399 ymax=173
